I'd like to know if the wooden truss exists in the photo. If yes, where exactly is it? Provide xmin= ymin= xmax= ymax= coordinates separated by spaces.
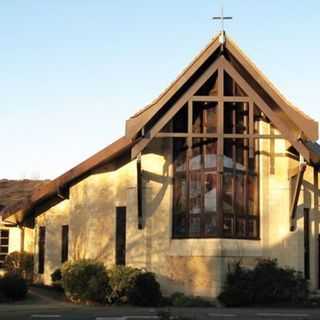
xmin=131 ymin=56 xmax=310 ymax=162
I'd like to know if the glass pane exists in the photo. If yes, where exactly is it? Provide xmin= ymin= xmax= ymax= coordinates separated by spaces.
xmin=190 ymin=139 xmax=202 ymax=170
xmin=223 ymin=139 xmax=234 ymax=170
xmin=223 ymin=215 xmax=234 ymax=237
xmin=204 ymin=139 xmax=217 ymax=169
xmin=248 ymin=219 xmax=258 ymax=238
xmin=0 ymin=230 xmax=9 ymax=238
xmin=235 ymin=175 xmax=245 ymax=215
xmin=236 ymin=217 xmax=246 ymax=237
xmin=204 ymin=173 xmax=217 ymax=212
xmin=0 ymin=238 xmax=8 ymax=245
xmin=189 ymin=215 xmax=201 ymax=236
xmin=224 ymin=102 xmax=248 ymax=134
xmin=173 ymin=174 xmax=187 ymax=213
xmin=0 ymin=246 xmax=8 ymax=254
xmin=204 ymin=213 xmax=218 ymax=236
xmin=195 ymin=72 xmax=218 ymax=96
xmin=193 ymin=101 xmax=217 ymax=133
xmin=224 ymin=71 xmax=247 ymax=96
xmin=235 ymin=140 xmax=246 ymax=171
xmin=161 ymin=104 xmax=188 ymax=132
xmin=173 ymin=214 xmax=187 ymax=237
xmin=248 ymin=175 xmax=258 ymax=215
xmin=190 ymin=172 xmax=201 ymax=214
xmin=174 ymin=139 xmax=187 ymax=172
xmin=223 ymin=174 xmax=233 ymax=214
xmin=224 ymin=139 xmax=248 ymax=172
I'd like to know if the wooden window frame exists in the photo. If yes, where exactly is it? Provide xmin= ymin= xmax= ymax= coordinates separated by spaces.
xmin=169 ymin=68 xmax=269 ymax=240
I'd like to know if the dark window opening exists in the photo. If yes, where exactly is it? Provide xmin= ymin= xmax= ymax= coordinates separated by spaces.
xmin=116 ymin=207 xmax=126 ymax=265
xmin=195 ymin=72 xmax=218 ymax=96
xmin=304 ymin=208 xmax=310 ymax=280
xmin=224 ymin=71 xmax=247 ymax=96
xmin=38 ymin=227 xmax=46 ymax=274
xmin=61 ymin=225 xmax=69 ymax=263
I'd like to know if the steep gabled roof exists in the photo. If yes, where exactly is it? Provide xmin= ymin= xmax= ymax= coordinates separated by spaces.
xmin=2 ymin=32 xmax=319 ymax=225
xmin=126 ymin=33 xmax=318 ymax=142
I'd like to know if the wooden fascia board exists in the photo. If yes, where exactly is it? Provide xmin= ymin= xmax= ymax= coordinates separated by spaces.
xmin=126 ymin=36 xmax=221 ymax=138
xmin=222 ymin=57 xmax=311 ymax=162
xmin=225 ymin=37 xmax=319 ymax=141
xmin=131 ymin=56 xmax=223 ymax=158
xmin=290 ymin=163 xmax=307 ymax=231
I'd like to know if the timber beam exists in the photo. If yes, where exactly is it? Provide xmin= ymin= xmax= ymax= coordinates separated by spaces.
xmin=290 ymin=162 xmax=307 ymax=231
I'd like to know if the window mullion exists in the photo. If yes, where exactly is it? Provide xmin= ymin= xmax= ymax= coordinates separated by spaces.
xmin=217 ymin=65 xmax=224 ymax=238
xmin=187 ymin=100 xmax=193 ymax=237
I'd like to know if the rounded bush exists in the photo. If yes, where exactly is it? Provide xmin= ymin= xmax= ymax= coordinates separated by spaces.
xmin=128 ymin=272 xmax=162 ymax=306
xmin=51 ymin=268 xmax=62 ymax=282
xmin=50 ymin=268 xmax=63 ymax=290
xmin=4 ymin=251 xmax=34 ymax=283
xmin=0 ymin=273 xmax=28 ymax=301
xmin=107 ymin=265 xmax=141 ymax=304
xmin=61 ymin=259 xmax=110 ymax=303
xmin=218 ymin=259 xmax=308 ymax=307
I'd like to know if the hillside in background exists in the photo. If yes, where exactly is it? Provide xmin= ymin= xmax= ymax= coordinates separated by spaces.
xmin=0 ymin=179 xmax=49 ymax=211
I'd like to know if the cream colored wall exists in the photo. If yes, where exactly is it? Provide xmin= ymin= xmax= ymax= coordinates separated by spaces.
xmin=31 ymin=136 xmax=320 ymax=296
xmin=258 ymin=131 xmax=320 ymax=290
xmin=34 ymin=200 xmax=70 ymax=284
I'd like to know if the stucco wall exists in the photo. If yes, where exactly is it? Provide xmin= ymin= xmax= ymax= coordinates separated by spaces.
xmin=30 ymin=136 xmax=320 ymax=296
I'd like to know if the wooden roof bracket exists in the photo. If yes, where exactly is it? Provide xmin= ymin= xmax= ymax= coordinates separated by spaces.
xmin=290 ymin=156 xmax=307 ymax=231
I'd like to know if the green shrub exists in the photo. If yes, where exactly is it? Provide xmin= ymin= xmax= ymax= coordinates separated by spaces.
xmin=170 ymin=292 xmax=213 ymax=307
xmin=107 ymin=265 xmax=141 ymax=304
xmin=61 ymin=259 xmax=110 ymax=303
xmin=4 ymin=251 xmax=34 ymax=283
xmin=127 ymin=272 xmax=162 ymax=306
xmin=51 ymin=268 xmax=63 ymax=290
xmin=218 ymin=259 xmax=308 ymax=307
xmin=0 ymin=273 xmax=28 ymax=301
xmin=51 ymin=268 xmax=62 ymax=282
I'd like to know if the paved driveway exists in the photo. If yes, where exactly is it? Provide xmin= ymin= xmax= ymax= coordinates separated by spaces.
xmin=2 ymin=305 xmax=320 ymax=320
xmin=1 ymin=287 xmax=320 ymax=320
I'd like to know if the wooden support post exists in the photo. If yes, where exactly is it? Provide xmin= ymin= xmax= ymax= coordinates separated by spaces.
xmin=137 ymin=153 xmax=143 ymax=229
xmin=290 ymin=162 xmax=307 ymax=231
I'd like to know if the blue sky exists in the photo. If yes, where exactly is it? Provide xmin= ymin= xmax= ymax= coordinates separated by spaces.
xmin=1 ymin=1 xmax=319 ymax=179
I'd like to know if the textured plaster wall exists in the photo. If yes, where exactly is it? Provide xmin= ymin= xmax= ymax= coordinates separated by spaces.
xmin=30 ymin=136 xmax=320 ymax=296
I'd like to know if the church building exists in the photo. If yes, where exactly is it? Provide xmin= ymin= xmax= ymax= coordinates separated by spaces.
xmin=1 ymin=32 xmax=320 ymax=298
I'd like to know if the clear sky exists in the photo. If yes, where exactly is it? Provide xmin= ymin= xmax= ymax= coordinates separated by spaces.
xmin=1 ymin=0 xmax=319 ymax=180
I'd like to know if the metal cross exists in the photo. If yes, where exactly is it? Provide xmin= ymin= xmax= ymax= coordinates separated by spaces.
xmin=212 ymin=7 xmax=232 ymax=33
